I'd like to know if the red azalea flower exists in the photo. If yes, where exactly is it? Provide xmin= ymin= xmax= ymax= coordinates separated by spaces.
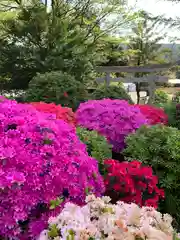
xmin=104 ymin=159 xmax=164 ymax=208
xmin=135 ymin=104 xmax=168 ymax=125
xmin=130 ymin=160 xmax=142 ymax=168
xmin=31 ymin=102 xmax=76 ymax=126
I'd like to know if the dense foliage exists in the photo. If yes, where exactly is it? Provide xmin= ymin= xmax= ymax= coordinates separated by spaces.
xmin=76 ymin=99 xmax=147 ymax=152
xmin=39 ymin=194 xmax=174 ymax=240
xmin=76 ymin=127 xmax=112 ymax=173
xmin=159 ymin=102 xmax=180 ymax=129
xmin=92 ymin=84 xmax=133 ymax=103
xmin=104 ymin=159 xmax=164 ymax=208
xmin=135 ymin=104 xmax=168 ymax=125
xmin=0 ymin=1 xmax=96 ymax=89
xmin=31 ymin=102 xmax=76 ymax=126
xmin=154 ymin=90 xmax=169 ymax=104
xmin=26 ymin=71 xmax=88 ymax=110
xmin=0 ymin=97 xmax=104 ymax=239
xmin=0 ymin=0 xmax=134 ymax=90
xmin=124 ymin=125 xmax=180 ymax=222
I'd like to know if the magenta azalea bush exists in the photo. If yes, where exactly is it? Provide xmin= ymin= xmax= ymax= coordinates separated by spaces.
xmin=0 ymin=97 xmax=104 ymax=239
xmin=76 ymin=99 xmax=147 ymax=152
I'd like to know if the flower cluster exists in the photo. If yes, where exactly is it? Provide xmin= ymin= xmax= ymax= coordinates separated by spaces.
xmin=31 ymin=102 xmax=76 ymax=126
xmin=104 ymin=159 xmax=164 ymax=208
xmin=135 ymin=104 xmax=168 ymax=125
xmin=39 ymin=194 xmax=174 ymax=240
xmin=0 ymin=97 xmax=104 ymax=239
xmin=76 ymin=99 xmax=147 ymax=152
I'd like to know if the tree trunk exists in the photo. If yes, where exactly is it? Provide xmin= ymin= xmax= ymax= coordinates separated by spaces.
xmin=136 ymin=82 xmax=141 ymax=104
xmin=135 ymin=48 xmax=142 ymax=104
xmin=45 ymin=0 xmax=48 ymax=8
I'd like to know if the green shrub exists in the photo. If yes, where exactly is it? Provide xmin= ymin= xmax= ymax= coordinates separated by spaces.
xmin=91 ymin=85 xmax=133 ymax=103
xmin=172 ymin=91 xmax=180 ymax=103
xmin=163 ymin=102 xmax=177 ymax=127
xmin=123 ymin=124 xmax=180 ymax=222
xmin=156 ymin=102 xmax=180 ymax=129
xmin=153 ymin=89 xmax=169 ymax=104
xmin=25 ymin=71 xmax=89 ymax=110
xmin=76 ymin=127 xmax=112 ymax=174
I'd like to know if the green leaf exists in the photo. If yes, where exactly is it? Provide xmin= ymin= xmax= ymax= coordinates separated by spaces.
xmin=83 ymin=17 xmax=92 ymax=25
xmin=85 ymin=187 xmax=90 ymax=195
xmin=48 ymin=224 xmax=59 ymax=238
xmin=67 ymin=229 xmax=75 ymax=240
xmin=50 ymin=197 xmax=64 ymax=210
xmin=43 ymin=138 xmax=53 ymax=145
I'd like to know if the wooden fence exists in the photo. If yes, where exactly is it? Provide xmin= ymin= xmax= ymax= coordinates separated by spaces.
xmin=95 ymin=62 xmax=180 ymax=104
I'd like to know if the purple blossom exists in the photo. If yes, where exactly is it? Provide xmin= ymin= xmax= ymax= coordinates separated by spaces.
xmin=0 ymin=97 xmax=104 ymax=239
xmin=76 ymin=99 xmax=147 ymax=152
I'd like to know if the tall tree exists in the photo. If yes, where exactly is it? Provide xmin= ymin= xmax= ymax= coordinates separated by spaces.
xmin=98 ymin=36 xmax=128 ymax=66
xmin=128 ymin=11 xmax=171 ymax=103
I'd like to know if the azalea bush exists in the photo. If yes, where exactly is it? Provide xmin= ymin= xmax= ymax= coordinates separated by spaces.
xmin=76 ymin=99 xmax=147 ymax=152
xmin=39 ymin=194 xmax=174 ymax=240
xmin=91 ymin=84 xmax=133 ymax=103
xmin=31 ymin=102 xmax=76 ymax=126
xmin=135 ymin=104 xmax=168 ymax=125
xmin=104 ymin=159 xmax=164 ymax=208
xmin=124 ymin=125 xmax=180 ymax=223
xmin=26 ymin=71 xmax=88 ymax=110
xmin=0 ymin=97 xmax=104 ymax=239
xmin=76 ymin=127 xmax=112 ymax=174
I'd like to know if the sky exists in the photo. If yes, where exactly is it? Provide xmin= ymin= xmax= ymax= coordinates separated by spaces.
xmin=128 ymin=0 xmax=180 ymax=42
xmin=44 ymin=0 xmax=180 ymax=43
xmin=128 ymin=0 xmax=180 ymax=17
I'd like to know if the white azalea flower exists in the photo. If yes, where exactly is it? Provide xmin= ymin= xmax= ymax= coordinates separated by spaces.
xmin=38 ymin=195 xmax=175 ymax=240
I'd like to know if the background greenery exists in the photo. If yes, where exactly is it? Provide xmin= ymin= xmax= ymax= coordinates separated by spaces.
xmin=0 ymin=0 xmax=174 ymax=103
xmin=91 ymin=84 xmax=133 ymax=103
